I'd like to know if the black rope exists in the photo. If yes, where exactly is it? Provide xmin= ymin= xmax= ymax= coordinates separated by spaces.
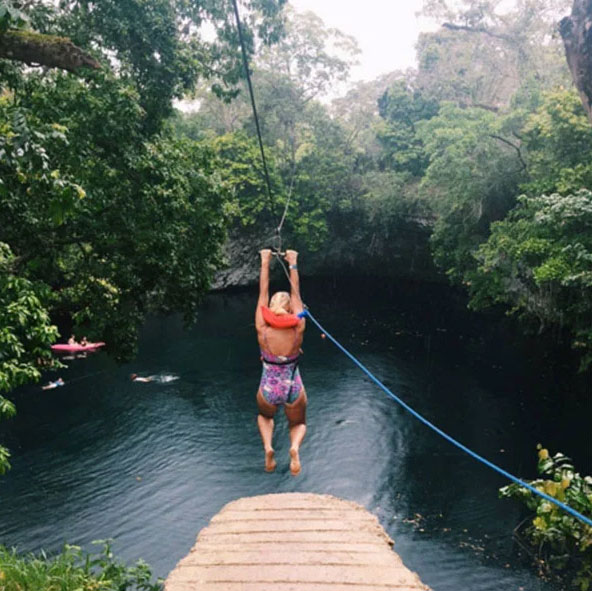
xmin=230 ymin=0 xmax=275 ymax=214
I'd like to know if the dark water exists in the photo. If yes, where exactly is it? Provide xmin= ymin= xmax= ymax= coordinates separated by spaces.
xmin=0 ymin=279 xmax=590 ymax=590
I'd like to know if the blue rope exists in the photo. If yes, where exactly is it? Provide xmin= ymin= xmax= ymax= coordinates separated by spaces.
xmin=302 ymin=308 xmax=592 ymax=528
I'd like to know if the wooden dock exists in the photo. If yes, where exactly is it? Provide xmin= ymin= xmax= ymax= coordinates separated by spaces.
xmin=165 ymin=492 xmax=430 ymax=591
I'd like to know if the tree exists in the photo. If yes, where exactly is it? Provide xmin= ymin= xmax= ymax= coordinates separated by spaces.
xmin=520 ymin=87 xmax=592 ymax=196
xmin=0 ymin=1 xmax=100 ymax=72
xmin=418 ymin=0 xmax=571 ymax=110
xmin=173 ymin=7 xmax=361 ymax=258
xmin=376 ymin=79 xmax=440 ymax=177
xmin=0 ymin=1 xmax=288 ymax=482
xmin=1 ymin=69 xmax=229 ymax=356
xmin=560 ymin=0 xmax=592 ymax=124
xmin=180 ymin=8 xmax=359 ymax=168
xmin=416 ymin=103 xmax=525 ymax=281
xmin=6 ymin=0 xmax=287 ymax=131
xmin=0 ymin=0 xmax=287 ymax=377
xmin=330 ymin=71 xmax=402 ymax=159
xmin=208 ymin=130 xmax=284 ymax=229
xmin=0 ymin=243 xmax=58 ymax=474
xmin=470 ymin=190 xmax=592 ymax=369
xmin=256 ymin=7 xmax=359 ymax=103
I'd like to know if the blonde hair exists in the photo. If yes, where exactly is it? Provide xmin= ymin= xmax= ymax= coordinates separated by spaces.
xmin=269 ymin=291 xmax=291 ymax=315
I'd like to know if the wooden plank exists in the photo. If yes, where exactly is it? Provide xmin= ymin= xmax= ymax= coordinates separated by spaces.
xmin=220 ymin=493 xmax=361 ymax=511
xmin=203 ymin=518 xmax=376 ymax=533
xmin=188 ymin=541 xmax=388 ymax=554
xmin=195 ymin=530 xmax=387 ymax=544
xmin=177 ymin=549 xmax=403 ymax=567
xmin=168 ymin=584 xmax=425 ymax=591
xmin=166 ymin=564 xmax=421 ymax=585
xmin=211 ymin=509 xmax=377 ymax=522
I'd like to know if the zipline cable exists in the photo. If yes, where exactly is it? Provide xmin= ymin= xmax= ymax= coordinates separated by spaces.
xmin=301 ymin=308 xmax=592 ymax=528
xmin=230 ymin=0 xmax=274 ymax=215
xmin=277 ymin=169 xmax=295 ymax=236
xmin=231 ymin=1 xmax=592 ymax=530
xmin=273 ymin=165 xmax=297 ymax=255
xmin=231 ymin=0 xmax=296 ymax=252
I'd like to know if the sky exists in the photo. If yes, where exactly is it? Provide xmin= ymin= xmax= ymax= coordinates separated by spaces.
xmin=288 ymin=0 xmax=437 ymax=82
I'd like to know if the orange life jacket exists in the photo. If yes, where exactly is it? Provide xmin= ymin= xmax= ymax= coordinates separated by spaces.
xmin=261 ymin=306 xmax=301 ymax=329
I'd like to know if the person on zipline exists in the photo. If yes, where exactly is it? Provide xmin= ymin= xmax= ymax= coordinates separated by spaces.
xmin=255 ymin=248 xmax=307 ymax=475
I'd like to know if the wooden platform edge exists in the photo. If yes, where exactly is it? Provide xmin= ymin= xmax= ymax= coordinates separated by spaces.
xmin=165 ymin=492 xmax=431 ymax=591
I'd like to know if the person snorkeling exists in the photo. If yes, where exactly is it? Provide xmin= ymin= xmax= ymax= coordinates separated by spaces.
xmin=255 ymin=249 xmax=307 ymax=475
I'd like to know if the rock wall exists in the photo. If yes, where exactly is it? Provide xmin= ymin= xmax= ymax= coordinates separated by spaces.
xmin=212 ymin=217 xmax=441 ymax=290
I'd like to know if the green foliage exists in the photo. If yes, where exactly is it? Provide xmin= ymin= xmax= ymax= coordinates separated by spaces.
xmin=0 ymin=0 xmax=289 ymax=389
xmin=26 ymin=0 xmax=286 ymax=130
xmin=377 ymin=80 xmax=439 ymax=177
xmin=0 ymin=68 xmax=228 ymax=360
xmin=0 ymin=1 xmax=29 ymax=32
xmin=289 ymin=103 xmax=357 ymax=252
xmin=470 ymin=189 xmax=592 ymax=368
xmin=205 ymin=116 xmax=342 ymax=253
xmin=417 ymin=103 xmax=523 ymax=281
xmin=0 ymin=244 xmax=58 ymax=392
xmin=179 ymin=9 xmax=361 ymax=254
xmin=209 ymin=131 xmax=282 ymax=228
xmin=500 ymin=447 xmax=592 ymax=589
xmin=0 ymin=98 xmax=87 ymax=227
xmin=521 ymin=88 xmax=592 ymax=195
xmin=0 ymin=242 xmax=58 ymax=474
xmin=0 ymin=540 xmax=162 ymax=591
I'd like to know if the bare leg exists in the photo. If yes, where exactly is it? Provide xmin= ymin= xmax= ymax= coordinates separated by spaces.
xmin=284 ymin=389 xmax=307 ymax=476
xmin=256 ymin=390 xmax=277 ymax=472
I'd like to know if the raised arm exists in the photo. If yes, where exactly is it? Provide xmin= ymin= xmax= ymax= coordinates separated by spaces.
xmin=255 ymin=249 xmax=272 ymax=330
xmin=285 ymin=250 xmax=304 ymax=320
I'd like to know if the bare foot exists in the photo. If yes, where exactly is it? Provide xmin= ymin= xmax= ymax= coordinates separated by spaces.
xmin=264 ymin=448 xmax=276 ymax=472
xmin=289 ymin=448 xmax=301 ymax=476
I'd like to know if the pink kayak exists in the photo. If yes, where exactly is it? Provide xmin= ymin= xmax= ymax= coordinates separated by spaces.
xmin=51 ymin=342 xmax=106 ymax=352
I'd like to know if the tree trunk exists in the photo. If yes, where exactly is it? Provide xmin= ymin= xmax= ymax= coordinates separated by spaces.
xmin=0 ymin=30 xmax=100 ymax=73
xmin=560 ymin=0 xmax=592 ymax=125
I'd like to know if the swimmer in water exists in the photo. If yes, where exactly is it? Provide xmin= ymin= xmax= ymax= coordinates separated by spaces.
xmin=130 ymin=374 xmax=154 ymax=383
xmin=42 ymin=377 xmax=65 ymax=390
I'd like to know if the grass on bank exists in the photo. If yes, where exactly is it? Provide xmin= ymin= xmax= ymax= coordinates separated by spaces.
xmin=0 ymin=540 xmax=162 ymax=591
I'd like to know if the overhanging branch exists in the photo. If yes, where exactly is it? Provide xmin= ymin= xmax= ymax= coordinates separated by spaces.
xmin=0 ymin=30 xmax=100 ymax=73
xmin=442 ymin=22 xmax=514 ymax=43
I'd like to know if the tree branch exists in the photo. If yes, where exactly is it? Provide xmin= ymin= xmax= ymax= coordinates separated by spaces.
xmin=0 ymin=30 xmax=100 ymax=73
xmin=442 ymin=22 xmax=514 ymax=43
xmin=489 ymin=134 xmax=527 ymax=171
